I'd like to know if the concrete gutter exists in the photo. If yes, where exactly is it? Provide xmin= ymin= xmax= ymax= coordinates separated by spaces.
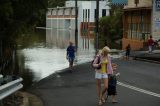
xmin=130 ymin=50 xmax=160 ymax=64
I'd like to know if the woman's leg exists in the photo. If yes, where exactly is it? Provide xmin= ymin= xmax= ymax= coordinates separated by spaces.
xmin=149 ymin=46 xmax=152 ymax=53
xmin=96 ymin=79 xmax=102 ymax=101
xmin=111 ymin=95 xmax=118 ymax=103
xmin=102 ymin=78 xmax=108 ymax=99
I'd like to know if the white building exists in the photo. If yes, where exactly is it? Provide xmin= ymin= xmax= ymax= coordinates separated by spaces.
xmin=46 ymin=0 xmax=110 ymax=40
xmin=65 ymin=0 xmax=110 ymax=22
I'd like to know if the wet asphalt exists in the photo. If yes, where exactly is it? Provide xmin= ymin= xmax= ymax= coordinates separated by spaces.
xmin=28 ymin=58 xmax=160 ymax=106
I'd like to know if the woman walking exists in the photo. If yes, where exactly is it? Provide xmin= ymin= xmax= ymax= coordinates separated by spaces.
xmin=92 ymin=47 xmax=110 ymax=105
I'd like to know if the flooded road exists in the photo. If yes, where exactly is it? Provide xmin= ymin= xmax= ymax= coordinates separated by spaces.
xmin=17 ymin=29 xmax=96 ymax=82
xmin=16 ymin=28 xmax=121 ymax=88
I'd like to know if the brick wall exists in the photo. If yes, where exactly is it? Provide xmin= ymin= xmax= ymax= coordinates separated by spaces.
xmin=122 ymin=38 xmax=144 ymax=50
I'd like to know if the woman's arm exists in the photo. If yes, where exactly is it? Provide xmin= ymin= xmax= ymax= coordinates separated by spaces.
xmin=92 ymin=55 xmax=101 ymax=68
xmin=112 ymin=63 xmax=118 ymax=71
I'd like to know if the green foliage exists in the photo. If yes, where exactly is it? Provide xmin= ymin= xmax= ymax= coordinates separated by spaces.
xmin=16 ymin=29 xmax=46 ymax=49
xmin=0 ymin=0 xmax=47 ymax=41
xmin=48 ymin=0 xmax=66 ymax=8
xmin=99 ymin=8 xmax=123 ymax=49
xmin=47 ymin=0 xmax=98 ymax=8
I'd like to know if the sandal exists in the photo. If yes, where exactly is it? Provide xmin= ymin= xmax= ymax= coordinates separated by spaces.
xmin=98 ymin=100 xmax=103 ymax=106
xmin=112 ymin=100 xmax=118 ymax=103
xmin=101 ymin=97 xmax=106 ymax=103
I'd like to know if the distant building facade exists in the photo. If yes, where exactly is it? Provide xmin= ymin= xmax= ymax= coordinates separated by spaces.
xmin=122 ymin=0 xmax=160 ymax=50
xmin=46 ymin=0 xmax=110 ymax=41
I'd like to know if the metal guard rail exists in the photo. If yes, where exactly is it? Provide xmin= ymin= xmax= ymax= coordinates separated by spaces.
xmin=0 ymin=78 xmax=23 ymax=100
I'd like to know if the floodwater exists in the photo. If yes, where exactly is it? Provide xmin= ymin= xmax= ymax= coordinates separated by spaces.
xmin=17 ymin=29 xmax=96 ymax=82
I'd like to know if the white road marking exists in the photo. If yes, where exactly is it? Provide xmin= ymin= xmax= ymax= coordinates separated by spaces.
xmin=117 ymin=81 xmax=160 ymax=98
xmin=115 ymin=72 xmax=120 ymax=76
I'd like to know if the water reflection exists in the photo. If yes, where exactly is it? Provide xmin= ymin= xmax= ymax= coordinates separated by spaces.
xmin=46 ymin=29 xmax=75 ymax=48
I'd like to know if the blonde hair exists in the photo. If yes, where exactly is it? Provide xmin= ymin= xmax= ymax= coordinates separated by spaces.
xmin=102 ymin=46 xmax=110 ymax=56
xmin=98 ymin=49 xmax=102 ymax=55
xmin=103 ymin=46 xmax=110 ymax=52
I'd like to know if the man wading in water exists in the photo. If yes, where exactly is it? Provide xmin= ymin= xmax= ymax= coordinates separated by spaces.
xmin=66 ymin=41 xmax=75 ymax=73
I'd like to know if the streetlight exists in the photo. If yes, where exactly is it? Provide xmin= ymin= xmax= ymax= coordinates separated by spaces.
xmin=96 ymin=0 xmax=99 ymax=53
xmin=75 ymin=0 xmax=78 ymax=50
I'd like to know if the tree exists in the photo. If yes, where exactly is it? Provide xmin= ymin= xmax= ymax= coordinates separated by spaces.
xmin=48 ymin=0 xmax=66 ymax=8
xmin=0 ymin=0 xmax=47 ymax=41
xmin=99 ymin=8 xmax=123 ymax=49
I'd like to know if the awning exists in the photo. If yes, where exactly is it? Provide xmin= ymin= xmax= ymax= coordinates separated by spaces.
xmin=111 ymin=0 xmax=127 ymax=6
xmin=123 ymin=6 xmax=152 ymax=11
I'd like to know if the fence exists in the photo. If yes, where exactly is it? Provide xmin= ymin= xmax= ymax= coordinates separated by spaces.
xmin=0 ymin=75 xmax=23 ymax=106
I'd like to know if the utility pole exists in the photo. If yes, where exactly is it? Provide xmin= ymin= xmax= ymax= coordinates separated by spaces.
xmin=75 ymin=0 xmax=78 ymax=50
xmin=96 ymin=0 xmax=99 ymax=53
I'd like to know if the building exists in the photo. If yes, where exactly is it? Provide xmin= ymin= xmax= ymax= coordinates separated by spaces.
xmin=46 ymin=0 xmax=110 ymax=45
xmin=111 ymin=0 xmax=128 ymax=7
xmin=110 ymin=0 xmax=128 ymax=16
xmin=122 ymin=0 xmax=160 ymax=50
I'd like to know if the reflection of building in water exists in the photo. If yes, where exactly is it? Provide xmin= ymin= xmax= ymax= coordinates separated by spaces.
xmin=46 ymin=0 xmax=110 ymax=49
xmin=123 ymin=0 xmax=160 ymax=50
xmin=46 ymin=6 xmax=75 ymax=48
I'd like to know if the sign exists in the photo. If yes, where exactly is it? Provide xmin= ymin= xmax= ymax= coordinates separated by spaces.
xmin=156 ymin=0 xmax=160 ymax=10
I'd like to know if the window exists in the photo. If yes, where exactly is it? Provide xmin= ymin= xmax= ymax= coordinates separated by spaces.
xmin=86 ymin=9 xmax=87 ymax=19
xmin=94 ymin=9 xmax=97 ymax=19
xmin=83 ymin=9 xmax=85 ymax=20
xmin=102 ymin=9 xmax=106 ymax=17
xmin=88 ymin=9 xmax=90 ymax=19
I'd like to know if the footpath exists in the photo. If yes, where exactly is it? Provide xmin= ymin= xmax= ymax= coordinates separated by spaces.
xmin=130 ymin=49 xmax=160 ymax=63
xmin=22 ymin=50 xmax=160 ymax=106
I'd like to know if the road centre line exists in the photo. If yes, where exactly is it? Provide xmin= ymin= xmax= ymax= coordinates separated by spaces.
xmin=117 ymin=81 xmax=160 ymax=98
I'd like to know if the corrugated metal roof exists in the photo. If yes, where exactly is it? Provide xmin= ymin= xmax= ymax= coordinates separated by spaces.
xmin=112 ymin=0 xmax=127 ymax=6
